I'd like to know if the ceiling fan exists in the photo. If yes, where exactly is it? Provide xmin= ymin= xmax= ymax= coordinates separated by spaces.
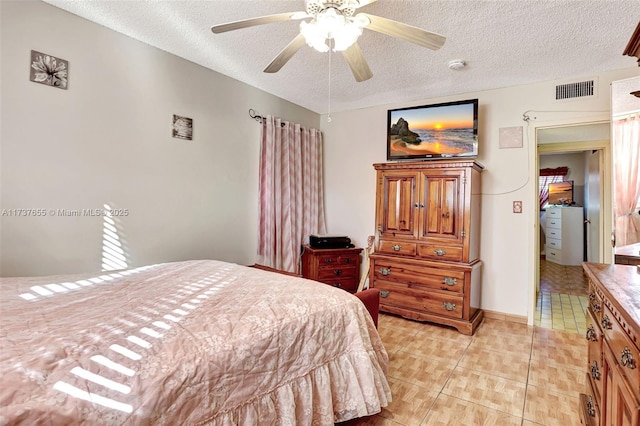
xmin=211 ymin=0 xmax=446 ymax=82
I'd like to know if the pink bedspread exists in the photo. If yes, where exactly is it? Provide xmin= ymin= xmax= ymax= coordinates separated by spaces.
xmin=0 ymin=260 xmax=390 ymax=425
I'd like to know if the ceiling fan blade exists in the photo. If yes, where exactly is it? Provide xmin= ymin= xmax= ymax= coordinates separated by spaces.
xmin=263 ymin=34 xmax=307 ymax=73
xmin=357 ymin=13 xmax=446 ymax=50
xmin=342 ymin=43 xmax=373 ymax=82
xmin=211 ymin=12 xmax=305 ymax=34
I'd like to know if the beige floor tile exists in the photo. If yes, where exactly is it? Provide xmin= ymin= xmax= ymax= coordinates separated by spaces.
xmin=421 ymin=394 xmax=522 ymax=426
xmin=401 ymin=334 xmax=469 ymax=363
xmin=457 ymin=345 xmax=530 ymax=383
xmin=530 ymin=340 xmax=584 ymax=370
xmin=533 ymin=326 xmax=586 ymax=348
xmin=522 ymin=421 xmax=544 ymax=425
xmin=524 ymin=384 xmax=582 ymax=426
xmin=528 ymin=358 xmax=586 ymax=396
xmin=412 ymin=322 xmax=475 ymax=346
xmin=475 ymin=318 xmax=534 ymax=338
xmin=441 ymin=367 xmax=526 ymax=417
xmin=388 ymin=350 xmax=457 ymax=391
xmin=468 ymin=332 xmax=533 ymax=356
xmin=376 ymin=377 xmax=438 ymax=426
xmin=378 ymin=327 xmax=419 ymax=354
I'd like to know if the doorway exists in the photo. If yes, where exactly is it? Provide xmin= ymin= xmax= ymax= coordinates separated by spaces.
xmin=533 ymin=122 xmax=611 ymax=334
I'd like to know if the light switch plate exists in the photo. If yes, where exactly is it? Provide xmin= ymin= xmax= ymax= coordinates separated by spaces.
xmin=513 ymin=201 xmax=523 ymax=213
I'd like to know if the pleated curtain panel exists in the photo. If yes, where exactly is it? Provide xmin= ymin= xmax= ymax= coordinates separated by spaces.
xmin=613 ymin=113 xmax=640 ymax=247
xmin=257 ymin=115 xmax=327 ymax=273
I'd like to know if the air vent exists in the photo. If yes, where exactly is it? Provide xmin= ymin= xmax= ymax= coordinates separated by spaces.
xmin=555 ymin=80 xmax=595 ymax=100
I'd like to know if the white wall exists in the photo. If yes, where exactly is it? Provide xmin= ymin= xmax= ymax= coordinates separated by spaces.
xmin=0 ymin=0 xmax=320 ymax=276
xmin=321 ymin=67 xmax=638 ymax=320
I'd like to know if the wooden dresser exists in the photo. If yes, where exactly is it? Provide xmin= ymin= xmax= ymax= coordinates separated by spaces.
xmin=581 ymin=262 xmax=640 ymax=426
xmin=369 ymin=160 xmax=484 ymax=335
xmin=301 ymin=245 xmax=362 ymax=293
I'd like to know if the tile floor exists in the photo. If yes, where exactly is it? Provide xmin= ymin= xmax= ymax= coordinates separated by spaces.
xmin=353 ymin=314 xmax=587 ymax=426
xmin=535 ymin=260 xmax=589 ymax=334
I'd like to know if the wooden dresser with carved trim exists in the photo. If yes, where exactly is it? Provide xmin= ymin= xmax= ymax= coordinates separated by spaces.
xmin=369 ymin=160 xmax=483 ymax=335
xmin=581 ymin=262 xmax=640 ymax=426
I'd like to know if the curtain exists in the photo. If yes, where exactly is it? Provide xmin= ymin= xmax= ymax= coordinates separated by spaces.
xmin=257 ymin=116 xmax=327 ymax=273
xmin=613 ymin=113 xmax=640 ymax=247
xmin=539 ymin=167 xmax=568 ymax=210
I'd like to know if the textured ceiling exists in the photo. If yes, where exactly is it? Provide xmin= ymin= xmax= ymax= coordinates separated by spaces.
xmin=42 ymin=0 xmax=639 ymax=114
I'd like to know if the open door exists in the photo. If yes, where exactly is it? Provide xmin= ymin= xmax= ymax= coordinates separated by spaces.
xmin=586 ymin=150 xmax=602 ymax=262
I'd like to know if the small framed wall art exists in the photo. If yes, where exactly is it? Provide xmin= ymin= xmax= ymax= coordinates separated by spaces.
xmin=30 ymin=50 xmax=68 ymax=90
xmin=172 ymin=114 xmax=193 ymax=140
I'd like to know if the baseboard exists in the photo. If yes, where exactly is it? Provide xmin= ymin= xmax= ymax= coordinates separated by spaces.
xmin=482 ymin=309 xmax=528 ymax=324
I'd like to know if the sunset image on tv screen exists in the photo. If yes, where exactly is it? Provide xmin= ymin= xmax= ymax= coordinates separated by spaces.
xmin=388 ymin=101 xmax=477 ymax=159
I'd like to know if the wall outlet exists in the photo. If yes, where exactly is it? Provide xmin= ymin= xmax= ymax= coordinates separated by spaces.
xmin=513 ymin=201 xmax=523 ymax=213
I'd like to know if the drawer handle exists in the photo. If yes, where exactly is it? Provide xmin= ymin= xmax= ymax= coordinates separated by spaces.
xmin=590 ymin=360 xmax=601 ymax=380
xmin=442 ymin=302 xmax=456 ymax=311
xmin=333 ymin=269 xmax=342 ymax=276
xmin=591 ymin=300 xmax=601 ymax=314
xmin=324 ymin=258 xmax=333 ymax=264
xmin=588 ymin=291 xmax=595 ymax=301
xmin=434 ymin=249 xmax=446 ymax=256
xmin=391 ymin=244 xmax=402 ymax=251
xmin=379 ymin=267 xmax=391 ymax=276
xmin=344 ymin=258 xmax=351 ymax=264
xmin=621 ymin=347 xmax=636 ymax=370
xmin=442 ymin=277 xmax=457 ymax=286
xmin=333 ymin=282 xmax=342 ymax=288
xmin=586 ymin=396 xmax=595 ymax=417
xmin=380 ymin=290 xmax=390 ymax=298
xmin=586 ymin=325 xmax=597 ymax=342
xmin=601 ymin=315 xmax=612 ymax=330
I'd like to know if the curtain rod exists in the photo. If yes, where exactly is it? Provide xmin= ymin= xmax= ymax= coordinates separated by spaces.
xmin=249 ymin=109 xmax=285 ymax=127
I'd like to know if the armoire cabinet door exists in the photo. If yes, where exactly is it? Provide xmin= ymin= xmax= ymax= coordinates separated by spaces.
xmin=419 ymin=170 xmax=465 ymax=244
xmin=377 ymin=171 xmax=419 ymax=239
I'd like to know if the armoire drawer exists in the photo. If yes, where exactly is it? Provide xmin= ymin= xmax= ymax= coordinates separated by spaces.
xmin=378 ymin=240 xmax=417 ymax=256
xmin=417 ymin=243 xmax=463 ymax=262
xmin=372 ymin=260 xmax=465 ymax=293
xmin=375 ymin=279 xmax=464 ymax=319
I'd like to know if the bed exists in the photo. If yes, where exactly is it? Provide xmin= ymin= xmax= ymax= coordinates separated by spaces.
xmin=0 ymin=260 xmax=391 ymax=425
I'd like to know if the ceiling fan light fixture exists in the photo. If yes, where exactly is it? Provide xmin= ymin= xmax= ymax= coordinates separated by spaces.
xmin=300 ymin=7 xmax=365 ymax=52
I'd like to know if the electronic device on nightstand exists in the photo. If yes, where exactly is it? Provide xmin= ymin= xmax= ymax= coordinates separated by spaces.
xmin=309 ymin=234 xmax=354 ymax=249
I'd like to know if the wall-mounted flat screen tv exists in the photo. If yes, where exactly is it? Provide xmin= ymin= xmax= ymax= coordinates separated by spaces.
xmin=387 ymin=98 xmax=478 ymax=161
xmin=548 ymin=180 xmax=574 ymax=205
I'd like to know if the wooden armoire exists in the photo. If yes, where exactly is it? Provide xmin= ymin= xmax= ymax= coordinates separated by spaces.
xmin=369 ymin=160 xmax=484 ymax=335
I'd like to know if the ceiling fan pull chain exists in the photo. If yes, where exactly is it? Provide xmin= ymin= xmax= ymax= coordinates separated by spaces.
xmin=327 ymin=48 xmax=332 ymax=122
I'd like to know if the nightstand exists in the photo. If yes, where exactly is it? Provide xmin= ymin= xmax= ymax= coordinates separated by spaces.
xmin=301 ymin=245 xmax=362 ymax=293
